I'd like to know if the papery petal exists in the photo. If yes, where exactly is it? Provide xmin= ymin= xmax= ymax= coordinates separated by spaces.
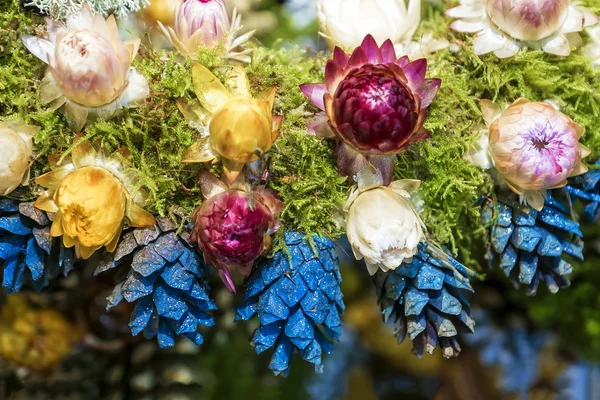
xmin=417 ymin=79 xmax=441 ymax=108
xmin=402 ymin=59 xmax=427 ymax=93
xmin=21 ymin=36 xmax=53 ymax=64
xmin=359 ymin=34 xmax=382 ymax=64
xmin=300 ymin=83 xmax=327 ymax=110
xmin=542 ymin=35 xmax=571 ymax=56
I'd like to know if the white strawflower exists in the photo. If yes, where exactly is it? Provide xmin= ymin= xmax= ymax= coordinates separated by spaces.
xmin=447 ymin=0 xmax=599 ymax=58
xmin=22 ymin=2 xmax=149 ymax=131
xmin=345 ymin=179 xmax=425 ymax=275
xmin=585 ymin=25 xmax=600 ymax=68
xmin=0 ymin=120 xmax=39 ymax=196
xmin=317 ymin=0 xmax=447 ymax=59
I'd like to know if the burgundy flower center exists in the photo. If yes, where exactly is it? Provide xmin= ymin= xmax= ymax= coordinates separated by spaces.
xmin=333 ymin=65 xmax=419 ymax=154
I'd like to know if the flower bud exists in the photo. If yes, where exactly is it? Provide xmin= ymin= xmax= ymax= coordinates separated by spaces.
xmin=210 ymin=97 xmax=275 ymax=164
xmin=317 ymin=0 xmax=421 ymax=51
xmin=0 ymin=120 xmax=37 ymax=196
xmin=346 ymin=183 xmax=425 ymax=275
xmin=191 ymin=188 xmax=282 ymax=292
xmin=21 ymin=3 xmax=149 ymax=131
xmin=54 ymin=30 xmax=130 ymax=107
xmin=487 ymin=99 xmax=590 ymax=210
xmin=178 ymin=0 xmax=230 ymax=48
xmin=486 ymin=0 xmax=568 ymax=41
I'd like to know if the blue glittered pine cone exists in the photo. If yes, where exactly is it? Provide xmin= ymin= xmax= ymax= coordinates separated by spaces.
xmin=0 ymin=199 xmax=75 ymax=293
xmin=98 ymin=217 xmax=217 ymax=348
xmin=375 ymin=242 xmax=476 ymax=358
xmin=565 ymin=161 xmax=600 ymax=221
xmin=235 ymin=231 xmax=345 ymax=376
xmin=482 ymin=193 xmax=583 ymax=295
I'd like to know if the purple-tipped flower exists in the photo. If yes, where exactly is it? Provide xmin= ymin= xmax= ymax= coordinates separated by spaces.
xmin=300 ymin=35 xmax=440 ymax=181
xmin=190 ymin=173 xmax=283 ymax=293
xmin=464 ymin=98 xmax=591 ymax=210
xmin=158 ymin=0 xmax=255 ymax=62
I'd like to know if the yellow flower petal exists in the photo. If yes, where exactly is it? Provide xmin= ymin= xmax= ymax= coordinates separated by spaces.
xmin=176 ymin=98 xmax=211 ymax=125
xmin=257 ymin=87 xmax=277 ymax=112
xmin=126 ymin=202 xmax=156 ymax=228
xmin=72 ymin=137 xmax=97 ymax=168
xmin=62 ymin=234 xmax=77 ymax=248
xmin=192 ymin=63 xmax=230 ymax=113
xmin=182 ymin=137 xmax=218 ymax=163
xmin=78 ymin=244 xmax=99 ymax=260
xmin=227 ymin=65 xmax=251 ymax=98
xmin=51 ymin=213 xmax=64 ymax=237
xmin=105 ymin=224 xmax=123 ymax=253
xmin=35 ymin=167 xmax=73 ymax=191
xmin=34 ymin=191 xmax=59 ymax=213
xmin=223 ymin=159 xmax=245 ymax=184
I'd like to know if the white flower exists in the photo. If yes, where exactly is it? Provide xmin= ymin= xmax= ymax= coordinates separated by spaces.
xmin=158 ymin=0 xmax=255 ymax=62
xmin=345 ymin=179 xmax=425 ymax=275
xmin=317 ymin=0 xmax=447 ymax=59
xmin=0 ymin=120 xmax=39 ymax=196
xmin=22 ymin=2 xmax=149 ymax=131
xmin=585 ymin=25 xmax=600 ymax=68
xmin=447 ymin=0 xmax=599 ymax=58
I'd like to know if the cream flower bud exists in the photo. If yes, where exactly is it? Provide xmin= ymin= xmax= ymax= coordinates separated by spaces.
xmin=487 ymin=0 xmax=569 ymax=41
xmin=0 ymin=120 xmax=38 ymax=196
xmin=21 ymin=3 xmax=149 ymax=131
xmin=345 ymin=181 xmax=425 ymax=275
xmin=53 ymin=30 xmax=129 ymax=107
xmin=448 ymin=0 xmax=599 ymax=58
xmin=317 ymin=0 xmax=421 ymax=51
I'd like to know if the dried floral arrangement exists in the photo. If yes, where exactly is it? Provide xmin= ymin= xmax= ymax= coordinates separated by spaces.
xmin=2 ymin=0 xmax=600 ymax=377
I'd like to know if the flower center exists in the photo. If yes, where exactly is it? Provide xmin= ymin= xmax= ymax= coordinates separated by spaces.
xmin=333 ymin=64 xmax=419 ymax=154
xmin=57 ymin=30 xmax=110 ymax=63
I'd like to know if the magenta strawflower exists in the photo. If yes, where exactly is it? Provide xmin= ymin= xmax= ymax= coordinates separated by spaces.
xmin=300 ymin=35 xmax=440 ymax=182
xmin=190 ymin=172 xmax=283 ymax=293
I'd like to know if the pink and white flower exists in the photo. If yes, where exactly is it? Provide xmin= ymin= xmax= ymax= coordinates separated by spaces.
xmin=21 ymin=3 xmax=149 ymax=131
xmin=447 ymin=0 xmax=599 ymax=58
xmin=158 ymin=0 xmax=255 ymax=62
xmin=464 ymin=98 xmax=590 ymax=210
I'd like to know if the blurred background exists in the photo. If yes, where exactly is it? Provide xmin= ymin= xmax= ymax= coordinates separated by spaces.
xmin=3 ymin=0 xmax=600 ymax=399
